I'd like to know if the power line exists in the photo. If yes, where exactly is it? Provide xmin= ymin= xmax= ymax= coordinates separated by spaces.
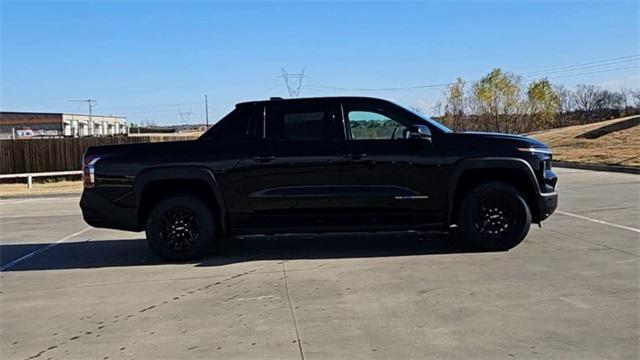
xmin=306 ymin=54 xmax=640 ymax=92
xmin=519 ymin=55 xmax=639 ymax=76
xmin=104 ymin=99 xmax=235 ymax=112
xmin=306 ymin=82 xmax=449 ymax=91
xmin=520 ymin=59 xmax=639 ymax=78
xmin=541 ymin=65 xmax=640 ymax=80
xmin=263 ymin=83 xmax=282 ymax=95
xmin=105 ymin=101 xmax=204 ymax=111
xmin=112 ymin=108 xmax=209 ymax=116
xmin=68 ymin=99 xmax=97 ymax=113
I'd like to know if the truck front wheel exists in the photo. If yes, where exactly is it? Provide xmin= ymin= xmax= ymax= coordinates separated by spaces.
xmin=145 ymin=194 xmax=217 ymax=261
xmin=457 ymin=181 xmax=532 ymax=251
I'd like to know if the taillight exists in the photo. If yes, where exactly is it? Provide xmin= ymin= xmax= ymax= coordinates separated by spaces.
xmin=82 ymin=156 xmax=101 ymax=188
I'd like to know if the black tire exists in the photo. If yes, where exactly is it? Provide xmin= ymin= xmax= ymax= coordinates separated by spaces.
xmin=145 ymin=194 xmax=217 ymax=261
xmin=457 ymin=181 xmax=531 ymax=251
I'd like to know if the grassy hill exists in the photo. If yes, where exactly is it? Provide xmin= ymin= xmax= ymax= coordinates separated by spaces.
xmin=530 ymin=116 xmax=640 ymax=167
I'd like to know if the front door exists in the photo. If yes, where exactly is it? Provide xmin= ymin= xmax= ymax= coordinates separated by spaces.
xmin=339 ymin=98 xmax=445 ymax=227
xmin=238 ymin=99 xmax=345 ymax=231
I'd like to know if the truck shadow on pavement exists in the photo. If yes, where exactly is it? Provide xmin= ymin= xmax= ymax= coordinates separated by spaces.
xmin=1 ymin=232 xmax=487 ymax=271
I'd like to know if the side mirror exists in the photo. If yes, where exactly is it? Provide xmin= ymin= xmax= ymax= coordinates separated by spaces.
xmin=406 ymin=124 xmax=432 ymax=141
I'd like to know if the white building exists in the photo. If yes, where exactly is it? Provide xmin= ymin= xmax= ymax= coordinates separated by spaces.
xmin=0 ymin=112 xmax=127 ymax=138
xmin=61 ymin=113 xmax=127 ymax=137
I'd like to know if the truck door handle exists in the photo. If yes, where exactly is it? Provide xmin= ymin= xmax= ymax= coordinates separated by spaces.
xmin=254 ymin=155 xmax=276 ymax=163
xmin=345 ymin=153 xmax=367 ymax=160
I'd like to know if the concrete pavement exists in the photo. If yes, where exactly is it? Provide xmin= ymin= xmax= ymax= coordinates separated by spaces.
xmin=1 ymin=168 xmax=638 ymax=359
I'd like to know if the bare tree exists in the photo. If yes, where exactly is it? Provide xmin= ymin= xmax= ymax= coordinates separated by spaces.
xmin=572 ymin=84 xmax=611 ymax=122
xmin=620 ymin=87 xmax=632 ymax=111
xmin=554 ymin=85 xmax=573 ymax=127
xmin=573 ymin=84 xmax=601 ymax=114
xmin=601 ymin=90 xmax=626 ymax=113
xmin=632 ymin=90 xmax=640 ymax=108
xmin=431 ymin=101 xmax=443 ymax=118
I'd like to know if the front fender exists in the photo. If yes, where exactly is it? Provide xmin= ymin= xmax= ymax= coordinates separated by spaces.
xmin=446 ymin=157 xmax=542 ymax=225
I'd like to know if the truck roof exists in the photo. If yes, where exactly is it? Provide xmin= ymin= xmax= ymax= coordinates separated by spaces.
xmin=235 ymin=96 xmax=388 ymax=107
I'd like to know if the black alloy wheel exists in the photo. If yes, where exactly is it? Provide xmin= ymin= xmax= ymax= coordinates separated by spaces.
xmin=146 ymin=194 xmax=217 ymax=261
xmin=472 ymin=196 xmax=517 ymax=238
xmin=457 ymin=181 xmax=532 ymax=251
xmin=159 ymin=207 xmax=201 ymax=252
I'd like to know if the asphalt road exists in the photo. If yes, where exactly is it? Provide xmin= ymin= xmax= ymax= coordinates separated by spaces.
xmin=1 ymin=168 xmax=638 ymax=360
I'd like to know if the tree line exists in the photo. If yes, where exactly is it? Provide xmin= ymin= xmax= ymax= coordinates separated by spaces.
xmin=432 ymin=68 xmax=640 ymax=134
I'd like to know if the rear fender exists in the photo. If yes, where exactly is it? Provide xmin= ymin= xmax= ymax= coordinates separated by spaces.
xmin=133 ymin=166 xmax=228 ymax=235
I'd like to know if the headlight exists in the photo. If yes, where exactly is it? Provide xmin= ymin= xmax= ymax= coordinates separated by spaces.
xmin=516 ymin=147 xmax=552 ymax=155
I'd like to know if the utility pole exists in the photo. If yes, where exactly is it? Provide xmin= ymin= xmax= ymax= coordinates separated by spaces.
xmin=68 ymin=99 xmax=97 ymax=136
xmin=280 ymin=68 xmax=306 ymax=97
xmin=204 ymin=94 xmax=209 ymax=128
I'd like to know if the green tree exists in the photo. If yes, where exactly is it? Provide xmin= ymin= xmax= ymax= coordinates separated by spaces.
xmin=443 ymin=77 xmax=466 ymax=130
xmin=471 ymin=68 xmax=523 ymax=132
xmin=527 ymin=78 xmax=560 ymax=128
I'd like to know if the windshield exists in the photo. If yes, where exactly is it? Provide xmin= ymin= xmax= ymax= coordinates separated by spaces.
xmin=404 ymin=106 xmax=454 ymax=133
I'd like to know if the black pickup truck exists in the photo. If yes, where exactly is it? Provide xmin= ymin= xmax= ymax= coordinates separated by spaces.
xmin=80 ymin=96 xmax=558 ymax=261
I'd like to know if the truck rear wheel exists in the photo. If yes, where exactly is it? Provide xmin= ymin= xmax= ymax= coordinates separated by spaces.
xmin=457 ymin=181 xmax=531 ymax=251
xmin=145 ymin=194 xmax=217 ymax=261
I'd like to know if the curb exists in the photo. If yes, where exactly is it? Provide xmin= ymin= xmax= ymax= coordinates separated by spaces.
xmin=553 ymin=161 xmax=640 ymax=175
xmin=0 ymin=192 xmax=81 ymax=200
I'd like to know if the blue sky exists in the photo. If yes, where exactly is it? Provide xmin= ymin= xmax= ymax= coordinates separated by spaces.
xmin=2 ymin=0 xmax=639 ymax=125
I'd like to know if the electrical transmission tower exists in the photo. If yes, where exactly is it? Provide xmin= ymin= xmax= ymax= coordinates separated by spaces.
xmin=178 ymin=110 xmax=194 ymax=125
xmin=280 ymin=68 xmax=305 ymax=97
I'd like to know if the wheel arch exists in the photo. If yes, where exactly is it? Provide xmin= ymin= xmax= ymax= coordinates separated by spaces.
xmin=446 ymin=158 xmax=542 ymax=226
xmin=134 ymin=166 xmax=229 ymax=235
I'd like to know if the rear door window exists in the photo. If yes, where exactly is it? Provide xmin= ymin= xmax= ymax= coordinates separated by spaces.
xmin=266 ymin=100 xmax=339 ymax=141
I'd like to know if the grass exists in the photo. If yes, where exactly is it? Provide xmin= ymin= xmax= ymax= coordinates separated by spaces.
xmin=0 ymin=180 xmax=83 ymax=197
xmin=530 ymin=115 xmax=640 ymax=167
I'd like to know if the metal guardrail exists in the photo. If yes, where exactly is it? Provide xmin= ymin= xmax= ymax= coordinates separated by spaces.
xmin=0 ymin=170 xmax=82 ymax=188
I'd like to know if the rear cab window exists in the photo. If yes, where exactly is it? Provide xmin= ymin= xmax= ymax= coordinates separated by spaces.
xmin=200 ymin=105 xmax=259 ymax=142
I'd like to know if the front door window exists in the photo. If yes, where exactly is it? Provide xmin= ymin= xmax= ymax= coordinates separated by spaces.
xmin=347 ymin=110 xmax=408 ymax=140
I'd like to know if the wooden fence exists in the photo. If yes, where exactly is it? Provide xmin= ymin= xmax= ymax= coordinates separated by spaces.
xmin=0 ymin=135 xmax=198 ymax=175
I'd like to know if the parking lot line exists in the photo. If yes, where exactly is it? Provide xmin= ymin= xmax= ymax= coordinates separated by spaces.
xmin=556 ymin=210 xmax=640 ymax=233
xmin=0 ymin=227 xmax=92 ymax=272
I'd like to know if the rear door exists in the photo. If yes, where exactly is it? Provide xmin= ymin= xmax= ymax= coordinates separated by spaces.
xmin=237 ymin=99 xmax=345 ymax=231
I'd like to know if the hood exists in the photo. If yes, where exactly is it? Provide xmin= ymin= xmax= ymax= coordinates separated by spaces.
xmin=460 ymin=131 xmax=549 ymax=148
